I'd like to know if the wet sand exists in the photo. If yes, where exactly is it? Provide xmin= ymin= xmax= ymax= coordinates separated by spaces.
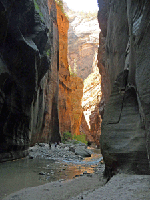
xmin=3 ymin=171 xmax=150 ymax=200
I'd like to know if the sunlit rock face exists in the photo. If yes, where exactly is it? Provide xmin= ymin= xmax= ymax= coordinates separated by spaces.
xmin=81 ymin=52 xmax=102 ymax=146
xmin=67 ymin=9 xmax=100 ymax=80
xmin=69 ymin=76 xmax=83 ymax=135
xmin=57 ymin=4 xmax=83 ymax=136
xmin=63 ymin=5 xmax=102 ymax=144
xmin=98 ymin=0 xmax=150 ymax=174
xmin=56 ymin=4 xmax=71 ymax=134
xmin=0 ymin=0 xmax=60 ymax=161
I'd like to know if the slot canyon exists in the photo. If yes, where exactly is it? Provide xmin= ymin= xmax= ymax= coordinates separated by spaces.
xmin=0 ymin=0 xmax=150 ymax=199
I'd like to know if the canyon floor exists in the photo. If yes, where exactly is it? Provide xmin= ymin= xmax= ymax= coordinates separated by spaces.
xmin=2 ymin=143 xmax=150 ymax=200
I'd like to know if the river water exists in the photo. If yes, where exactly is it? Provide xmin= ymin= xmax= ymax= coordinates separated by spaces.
xmin=0 ymin=149 xmax=102 ymax=199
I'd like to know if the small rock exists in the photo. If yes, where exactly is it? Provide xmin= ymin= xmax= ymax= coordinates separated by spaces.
xmin=59 ymin=179 xmax=65 ymax=182
xmin=38 ymin=143 xmax=45 ymax=147
xmin=87 ymin=173 xmax=92 ymax=177
xmin=29 ymin=155 xmax=34 ymax=159
xmin=83 ymin=171 xmax=87 ymax=174
xmin=44 ymin=188 xmax=49 ymax=191
xmin=39 ymin=171 xmax=45 ymax=175
xmin=64 ymin=147 xmax=69 ymax=151
xmin=69 ymin=146 xmax=75 ymax=153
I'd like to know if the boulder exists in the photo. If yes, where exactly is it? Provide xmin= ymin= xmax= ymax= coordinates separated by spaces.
xmin=69 ymin=145 xmax=75 ymax=153
xmin=75 ymin=147 xmax=91 ymax=157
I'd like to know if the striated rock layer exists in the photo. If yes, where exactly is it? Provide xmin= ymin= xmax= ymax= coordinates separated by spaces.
xmin=0 ymin=0 xmax=60 ymax=162
xmin=98 ymin=0 xmax=150 ymax=174
xmin=67 ymin=10 xmax=100 ymax=80
xmin=56 ymin=4 xmax=83 ymax=136
xmin=81 ymin=52 xmax=102 ymax=147
xmin=56 ymin=3 xmax=71 ymax=134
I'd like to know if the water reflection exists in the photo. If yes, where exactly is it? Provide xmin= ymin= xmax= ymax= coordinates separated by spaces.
xmin=0 ymin=150 xmax=102 ymax=199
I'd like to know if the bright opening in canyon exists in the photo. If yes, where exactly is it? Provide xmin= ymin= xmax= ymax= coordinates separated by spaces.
xmin=64 ymin=0 xmax=99 ymax=12
xmin=58 ymin=0 xmax=102 ymax=147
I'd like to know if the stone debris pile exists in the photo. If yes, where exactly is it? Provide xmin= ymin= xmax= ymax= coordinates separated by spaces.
xmin=28 ymin=141 xmax=92 ymax=162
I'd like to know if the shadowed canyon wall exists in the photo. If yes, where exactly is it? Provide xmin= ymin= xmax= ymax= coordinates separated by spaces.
xmin=98 ymin=0 xmax=150 ymax=174
xmin=0 ymin=0 xmax=61 ymax=162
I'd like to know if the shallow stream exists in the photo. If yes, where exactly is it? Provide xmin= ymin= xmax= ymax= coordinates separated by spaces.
xmin=0 ymin=148 xmax=102 ymax=199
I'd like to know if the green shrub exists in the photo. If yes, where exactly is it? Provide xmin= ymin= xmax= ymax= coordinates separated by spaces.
xmin=46 ymin=49 xmax=51 ymax=57
xmin=62 ymin=131 xmax=72 ymax=143
xmin=33 ymin=0 xmax=44 ymax=21
xmin=73 ymin=134 xmax=87 ymax=145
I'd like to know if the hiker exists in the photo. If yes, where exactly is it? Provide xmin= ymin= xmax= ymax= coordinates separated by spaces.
xmin=49 ymin=141 xmax=51 ymax=149
xmin=55 ymin=142 xmax=57 ymax=148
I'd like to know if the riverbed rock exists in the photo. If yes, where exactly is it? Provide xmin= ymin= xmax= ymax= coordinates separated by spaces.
xmin=38 ymin=143 xmax=46 ymax=147
xmin=75 ymin=147 xmax=91 ymax=157
xmin=39 ymin=171 xmax=46 ymax=175
xmin=69 ymin=146 xmax=76 ymax=153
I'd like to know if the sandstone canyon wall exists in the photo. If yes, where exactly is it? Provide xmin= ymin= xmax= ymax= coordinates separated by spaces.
xmin=0 ymin=0 xmax=61 ymax=162
xmin=67 ymin=10 xmax=100 ymax=80
xmin=81 ymin=52 xmax=102 ymax=147
xmin=64 ymin=7 xmax=102 ymax=145
xmin=98 ymin=0 xmax=150 ymax=175
xmin=56 ymin=4 xmax=83 ymax=136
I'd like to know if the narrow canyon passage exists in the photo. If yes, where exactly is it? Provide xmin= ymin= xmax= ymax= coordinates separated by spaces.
xmin=1 ymin=0 xmax=150 ymax=199
xmin=0 ymin=0 xmax=104 ymax=199
xmin=58 ymin=4 xmax=102 ymax=147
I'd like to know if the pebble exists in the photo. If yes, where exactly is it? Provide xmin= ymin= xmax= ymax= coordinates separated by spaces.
xmin=59 ymin=179 xmax=65 ymax=182
xmin=83 ymin=171 xmax=87 ymax=174
xmin=39 ymin=171 xmax=46 ymax=175
xmin=29 ymin=155 xmax=34 ymax=159
xmin=43 ymin=188 xmax=49 ymax=191
xmin=87 ymin=173 xmax=92 ymax=177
